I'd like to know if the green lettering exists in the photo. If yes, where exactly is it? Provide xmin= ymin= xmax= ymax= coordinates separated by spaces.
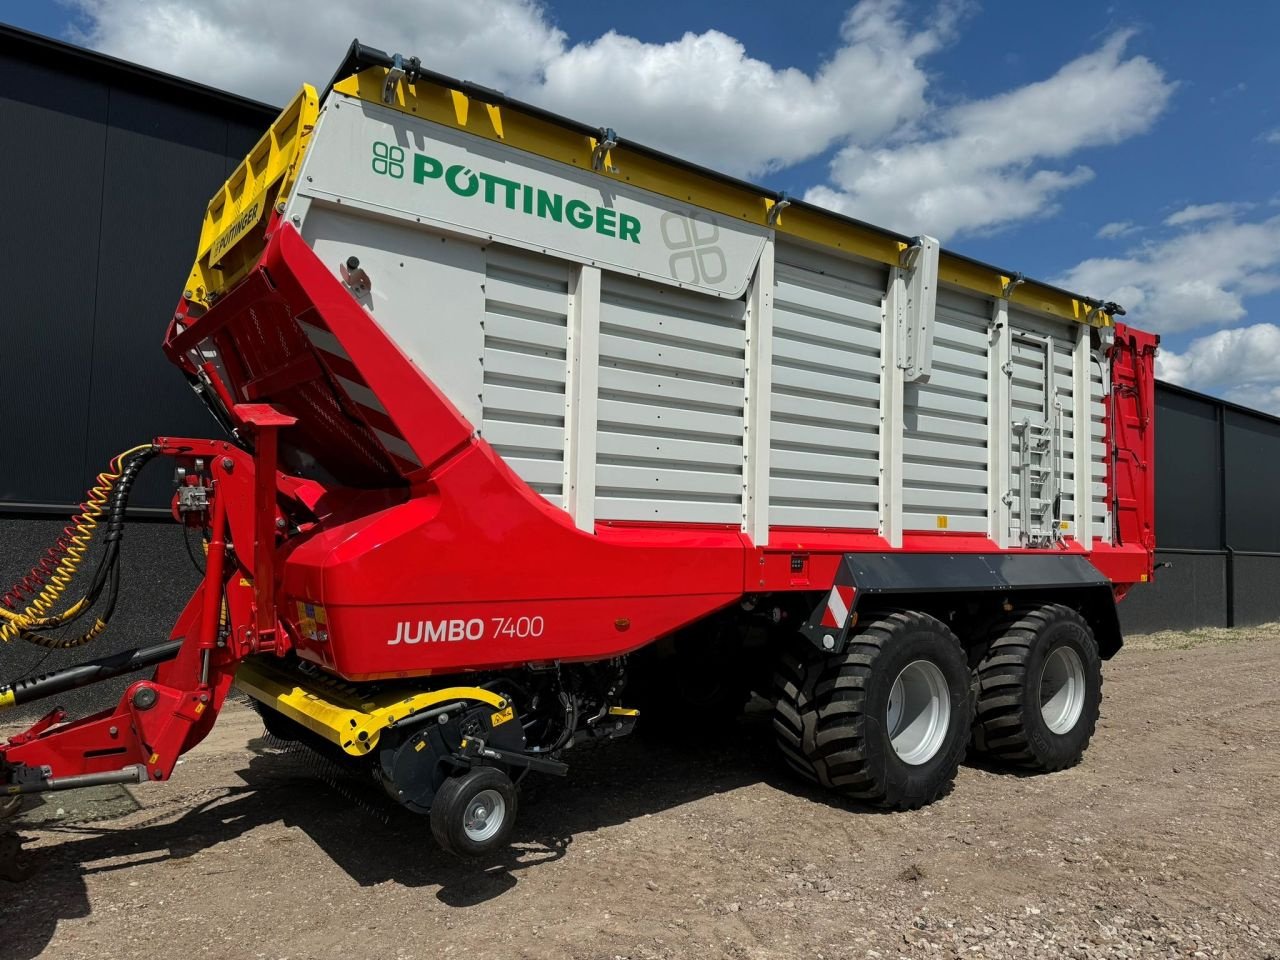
xmin=480 ymin=173 xmax=520 ymax=208
xmin=618 ymin=214 xmax=641 ymax=243
xmin=566 ymin=199 xmax=592 ymax=229
xmin=522 ymin=184 xmax=534 ymax=215
xmin=536 ymin=189 xmax=562 ymax=222
xmin=445 ymin=164 xmax=479 ymax=197
xmin=413 ymin=154 xmax=443 ymax=183
xmin=595 ymin=207 xmax=617 ymax=237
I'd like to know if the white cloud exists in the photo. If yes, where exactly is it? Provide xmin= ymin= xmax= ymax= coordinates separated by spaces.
xmin=804 ymin=32 xmax=1175 ymax=240
xmin=1264 ymin=128 xmax=1280 ymax=145
xmin=1164 ymin=202 xmax=1253 ymax=226
xmin=68 ymin=0 xmax=962 ymax=180
xmin=1158 ymin=324 xmax=1280 ymax=416
xmin=534 ymin=2 xmax=958 ymax=177
xmin=1097 ymin=220 xmax=1139 ymax=240
xmin=69 ymin=0 xmax=568 ymax=104
xmin=68 ymin=1 xmax=1183 ymax=238
xmin=1055 ymin=211 xmax=1280 ymax=333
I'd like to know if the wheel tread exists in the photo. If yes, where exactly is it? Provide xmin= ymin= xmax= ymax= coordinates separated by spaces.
xmin=971 ymin=603 xmax=1102 ymax=771
xmin=773 ymin=610 xmax=972 ymax=810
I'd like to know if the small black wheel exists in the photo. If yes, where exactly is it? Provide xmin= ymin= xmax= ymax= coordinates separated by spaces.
xmin=430 ymin=766 xmax=517 ymax=858
xmin=972 ymin=604 xmax=1102 ymax=771
xmin=773 ymin=610 xmax=972 ymax=811
xmin=1 ymin=796 xmax=20 ymax=821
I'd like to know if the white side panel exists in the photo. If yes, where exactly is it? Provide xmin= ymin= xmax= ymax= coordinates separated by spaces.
xmin=743 ymin=240 xmax=775 ymax=543
xmin=1007 ymin=327 xmax=1051 ymax=541
xmin=479 ymin=247 xmax=573 ymax=505
xmin=1053 ymin=337 xmax=1077 ymax=539
xmin=299 ymin=204 xmax=485 ymax=429
xmin=564 ymin=265 xmax=601 ymax=529
xmin=1090 ymin=346 xmax=1111 ymax=542
xmin=768 ymin=244 xmax=886 ymax=530
xmin=595 ymin=275 xmax=747 ymax=523
xmin=1005 ymin=306 xmax=1103 ymax=544
xmin=293 ymin=102 xmax=1118 ymax=544
xmin=988 ymin=299 xmax=1012 ymax=547
xmin=902 ymin=286 xmax=990 ymax=533
xmin=1072 ymin=323 xmax=1094 ymax=548
xmin=294 ymin=94 xmax=768 ymax=299
xmin=880 ymin=269 xmax=905 ymax=546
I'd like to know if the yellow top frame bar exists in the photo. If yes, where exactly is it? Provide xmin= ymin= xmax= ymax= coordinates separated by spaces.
xmin=333 ymin=66 xmax=1111 ymax=328
xmin=185 ymin=84 xmax=320 ymax=306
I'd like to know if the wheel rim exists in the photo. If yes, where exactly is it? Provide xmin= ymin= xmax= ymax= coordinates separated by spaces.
xmin=886 ymin=659 xmax=951 ymax=765
xmin=1039 ymin=645 xmax=1086 ymax=735
xmin=463 ymin=788 xmax=506 ymax=843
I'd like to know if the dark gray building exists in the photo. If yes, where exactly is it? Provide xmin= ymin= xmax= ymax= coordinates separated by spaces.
xmin=0 ymin=23 xmax=1276 ymax=713
xmin=1118 ymin=383 xmax=1280 ymax=633
xmin=0 ymin=23 xmax=273 ymax=513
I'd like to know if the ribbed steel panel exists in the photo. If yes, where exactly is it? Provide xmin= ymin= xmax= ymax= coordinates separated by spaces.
xmin=768 ymin=251 xmax=884 ymax=529
xmin=595 ymin=275 xmax=746 ymax=524
xmin=903 ymin=288 xmax=989 ymax=533
xmin=480 ymin=248 xmax=572 ymax=505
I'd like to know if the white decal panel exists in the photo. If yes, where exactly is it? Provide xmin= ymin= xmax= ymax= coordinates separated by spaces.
xmin=295 ymin=95 xmax=768 ymax=299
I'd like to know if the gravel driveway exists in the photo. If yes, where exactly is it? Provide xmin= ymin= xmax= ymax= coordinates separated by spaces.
xmin=2 ymin=626 xmax=1278 ymax=959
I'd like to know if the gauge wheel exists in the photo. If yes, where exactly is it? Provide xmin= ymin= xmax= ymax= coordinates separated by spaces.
xmin=430 ymin=766 xmax=518 ymax=858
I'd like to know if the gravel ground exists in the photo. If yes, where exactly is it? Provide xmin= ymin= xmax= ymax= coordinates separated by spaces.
xmin=2 ymin=626 xmax=1279 ymax=960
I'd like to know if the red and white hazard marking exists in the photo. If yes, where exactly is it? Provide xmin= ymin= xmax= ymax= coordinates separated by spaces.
xmin=820 ymin=584 xmax=856 ymax=628
xmin=298 ymin=319 xmax=422 ymax=472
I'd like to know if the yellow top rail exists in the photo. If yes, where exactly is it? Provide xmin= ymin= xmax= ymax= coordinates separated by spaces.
xmin=188 ymin=61 xmax=1111 ymax=328
xmin=333 ymin=66 xmax=1111 ymax=328
xmin=184 ymin=84 xmax=319 ymax=306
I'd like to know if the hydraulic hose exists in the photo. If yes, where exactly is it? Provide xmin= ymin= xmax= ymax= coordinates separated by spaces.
xmin=0 ymin=445 xmax=154 ymax=647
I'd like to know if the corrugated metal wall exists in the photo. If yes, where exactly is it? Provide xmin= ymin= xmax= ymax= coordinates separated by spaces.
xmin=0 ymin=26 xmax=275 ymax=511
xmin=1119 ymin=383 xmax=1280 ymax=633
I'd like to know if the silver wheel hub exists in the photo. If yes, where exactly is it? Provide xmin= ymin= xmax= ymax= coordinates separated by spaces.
xmin=886 ymin=659 xmax=951 ymax=765
xmin=1039 ymin=645 xmax=1086 ymax=735
xmin=463 ymin=788 xmax=506 ymax=842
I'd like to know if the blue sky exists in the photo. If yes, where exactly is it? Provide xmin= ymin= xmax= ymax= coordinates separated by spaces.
xmin=8 ymin=1 xmax=1280 ymax=409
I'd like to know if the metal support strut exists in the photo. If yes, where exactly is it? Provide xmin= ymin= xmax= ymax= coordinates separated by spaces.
xmin=1 ymin=408 xmax=298 ymax=801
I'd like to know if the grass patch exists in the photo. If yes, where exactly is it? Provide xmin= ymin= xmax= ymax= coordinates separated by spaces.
xmin=1123 ymin=621 xmax=1280 ymax=651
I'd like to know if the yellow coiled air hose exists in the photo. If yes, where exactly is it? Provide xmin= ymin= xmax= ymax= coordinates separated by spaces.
xmin=0 ymin=444 xmax=152 ymax=646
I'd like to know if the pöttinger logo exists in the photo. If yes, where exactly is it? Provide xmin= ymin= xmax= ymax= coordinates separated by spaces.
xmin=371 ymin=141 xmax=405 ymax=179
xmin=661 ymin=211 xmax=727 ymax=285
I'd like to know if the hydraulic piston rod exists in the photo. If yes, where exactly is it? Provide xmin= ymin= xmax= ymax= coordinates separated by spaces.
xmin=4 ymin=765 xmax=147 ymax=796
xmin=0 ymin=640 xmax=182 ymax=714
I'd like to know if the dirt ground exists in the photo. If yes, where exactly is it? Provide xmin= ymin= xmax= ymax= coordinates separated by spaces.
xmin=2 ymin=626 xmax=1278 ymax=960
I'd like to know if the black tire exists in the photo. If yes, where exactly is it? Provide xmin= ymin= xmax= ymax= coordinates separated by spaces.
xmin=429 ymin=766 xmax=517 ymax=858
xmin=773 ymin=611 xmax=973 ymax=811
xmin=972 ymin=604 xmax=1102 ymax=771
